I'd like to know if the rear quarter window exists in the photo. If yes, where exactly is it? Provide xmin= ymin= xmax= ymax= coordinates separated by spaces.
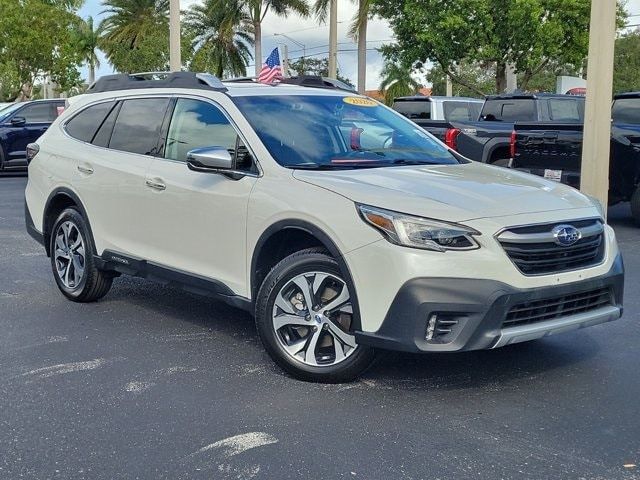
xmin=65 ymin=101 xmax=115 ymax=143
xmin=443 ymin=101 xmax=482 ymax=121
xmin=547 ymin=98 xmax=584 ymax=122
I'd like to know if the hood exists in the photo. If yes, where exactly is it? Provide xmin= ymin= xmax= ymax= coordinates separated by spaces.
xmin=293 ymin=162 xmax=597 ymax=222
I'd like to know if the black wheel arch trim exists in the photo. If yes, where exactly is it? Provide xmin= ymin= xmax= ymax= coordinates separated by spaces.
xmin=250 ymin=219 xmax=362 ymax=331
xmin=42 ymin=187 xmax=95 ymax=258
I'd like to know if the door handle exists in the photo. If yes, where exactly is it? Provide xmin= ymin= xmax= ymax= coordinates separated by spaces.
xmin=77 ymin=164 xmax=94 ymax=175
xmin=145 ymin=178 xmax=166 ymax=191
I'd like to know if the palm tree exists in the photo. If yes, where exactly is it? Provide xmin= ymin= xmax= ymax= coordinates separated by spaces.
xmin=244 ymin=0 xmax=310 ymax=77
xmin=314 ymin=0 xmax=370 ymax=94
xmin=185 ymin=0 xmax=254 ymax=78
xmin=379 ymin=61 xmax=420 ymax=105
xmin=73 ymin=16 xmax=101 ymax=85
xmin=99 ymin=0 xmax=169 ymax=54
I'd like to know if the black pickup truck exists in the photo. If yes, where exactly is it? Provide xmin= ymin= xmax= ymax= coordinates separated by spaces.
xmin=448 ymin=93 xmax=585 ymax=164
xmin=512 ymin=92 xmax=640 ymax=221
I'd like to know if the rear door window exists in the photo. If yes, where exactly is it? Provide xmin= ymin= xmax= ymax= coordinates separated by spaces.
xmin=548 ymin=98 xmax=584 ymax=122
xmin=109 ymin=98 xmax=170 ymax=155
xmin=612 ymin=98 xmax=640 ymax=124
xmin=65 ymin=101 xmax=115 ymax=143
xmin=443 ymin=101 xmax=482 ymax=121
xmin=482 ymin=99 xmax=535 ymax=122
xmin=19 ymin=103 xmax=55 ymax=123
xmin=392 ymin=100 xmax=431 ymax=119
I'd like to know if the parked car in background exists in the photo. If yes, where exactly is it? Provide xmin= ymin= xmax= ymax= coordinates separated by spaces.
xmin=0 ymin=99 xmax=65 ymax=171
xmin=392 ymin=95 xmax=483 ymax=142
xmin=448 ymin=93 xmax=585 ymax=165
xmin=512 ymin=91 xmax=640 ymax=222
xmin=25 ymin=72 xmax=623 ymax=382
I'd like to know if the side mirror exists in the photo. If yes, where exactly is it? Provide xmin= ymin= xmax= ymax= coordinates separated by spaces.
xmin=187 ymin=146 xmax=233 ymax=173
xmin=10 ymin=116 xmax=26 ymax=127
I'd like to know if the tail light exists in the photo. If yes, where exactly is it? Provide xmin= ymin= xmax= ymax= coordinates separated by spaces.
xmin=26 ymin=143 xmax=39 ymax=163
xmin=445 ymin=128 xmax=461 ymax=151
xmin=510 ymin=130 xmax=517 ymax=158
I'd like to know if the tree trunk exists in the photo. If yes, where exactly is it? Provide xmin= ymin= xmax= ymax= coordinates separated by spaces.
xmin=357 ymin=10 xmax=367 ymax=94
xmin=496 ymin=62 xmax=507 ymax=94
xmin=89 ymin=62 xmax=96 ymax=85
xmin=254 ymin=20 xmax=262 ymax=77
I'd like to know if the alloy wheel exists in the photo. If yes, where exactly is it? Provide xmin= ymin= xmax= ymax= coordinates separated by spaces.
xmin=54 ymin=221 xmax=86 ymax=289
xmin=271 ymin=271 xmax=358 ymax=367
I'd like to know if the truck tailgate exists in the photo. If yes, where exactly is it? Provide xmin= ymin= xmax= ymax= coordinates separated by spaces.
xmin=512 ymin=122 xmax=583 ymax=187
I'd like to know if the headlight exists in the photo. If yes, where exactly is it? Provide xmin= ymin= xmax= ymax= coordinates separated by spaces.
xmin=357 ymin=204 xmax=480 ymax=252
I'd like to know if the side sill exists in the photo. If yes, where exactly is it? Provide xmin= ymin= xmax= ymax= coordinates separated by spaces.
xmin=96 ymin=250 xmax=253 ymax=313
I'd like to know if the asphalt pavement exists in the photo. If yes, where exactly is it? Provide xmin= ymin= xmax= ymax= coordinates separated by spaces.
xmin=1 ymin=172 xmax=639 ymax=480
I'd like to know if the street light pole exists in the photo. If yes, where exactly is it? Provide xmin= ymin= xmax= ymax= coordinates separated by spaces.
xmin=274 ymin=33 xmax=306 ymax=75
xmin=580 ymin=0 xmax=617 ymax=213
xmin=169 ymin=0 xmax=181 ymax=72
xmin=328 ymin=0 xmax=338 ymax=78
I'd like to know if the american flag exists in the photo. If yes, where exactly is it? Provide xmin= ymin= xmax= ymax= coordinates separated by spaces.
xmin=258 ymin=48 xmax=283 ymax=84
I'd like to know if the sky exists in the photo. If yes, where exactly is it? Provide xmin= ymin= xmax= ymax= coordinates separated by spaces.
xmin=78 ymin=0 xmax=640 ymax=90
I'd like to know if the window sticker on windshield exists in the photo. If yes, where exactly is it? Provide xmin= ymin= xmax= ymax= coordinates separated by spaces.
xmin=343 ymin=97 xmax=377 ymax=107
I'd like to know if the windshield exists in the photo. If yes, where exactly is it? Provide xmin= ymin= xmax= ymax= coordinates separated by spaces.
xmin=0 ymin=103 xmax=22 ymax=121
xmin=234 ymin=95 xmax=460 ymax=169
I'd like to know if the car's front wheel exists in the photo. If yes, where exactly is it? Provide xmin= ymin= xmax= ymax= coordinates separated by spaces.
xmin=255 ymin=248 xmax=375 ymax=383
xmin=50 ymin=207 xmax=113 ymax=302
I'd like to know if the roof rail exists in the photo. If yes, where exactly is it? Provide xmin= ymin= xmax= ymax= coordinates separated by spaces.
xmin=87 ymin=72 xmax=227 ymax=94
xmin=223 ymin=76 xmax=258 ymax=83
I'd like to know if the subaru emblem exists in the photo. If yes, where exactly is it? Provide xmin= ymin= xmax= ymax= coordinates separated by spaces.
xmin=552 ymin=225 xmax=582 ymax=247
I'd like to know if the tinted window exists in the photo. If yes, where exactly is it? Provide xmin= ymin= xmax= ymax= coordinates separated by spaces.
xmin=548 ymin=98 xmax=584 ymax=122
xmin=482 ymin=99 xmax=535 ymax=122
xmin=392 ymin=100 xmax=431 ymax=119
xmin=443 ymin=101 xmax=482 ymax=121
xmin=20 ymin=103 xmax=54 ymax=122
xmin=235 ymin=95 xmax=459 ymax=169
xmin=92 ymin=103 xmax=120 ymax=148
xmin=109 ymin=98 xmax=169 ymax=155
xmin=612 ymin=98 xmax=640 ymax=124
xmin=65 ymin=102 xmax=115 ymax=143
xmin=165 ymin=99 xmax=237 ymax=162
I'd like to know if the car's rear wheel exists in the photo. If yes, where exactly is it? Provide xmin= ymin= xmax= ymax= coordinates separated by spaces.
xmin=255 ymin=248 xmax=375 ymax=383
xmin=50 ymin=208 xmax=112 ymax=302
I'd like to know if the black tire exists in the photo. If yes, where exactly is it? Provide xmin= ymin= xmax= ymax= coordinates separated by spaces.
xmin=49 ymin=207 xmax=112 ymax=302
xmin=255 ymin=248 xmax=375 ymax=383
xmin=631 ymin=187 xmax=640 ymax=225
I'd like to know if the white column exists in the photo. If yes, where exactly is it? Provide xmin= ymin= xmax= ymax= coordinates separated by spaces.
xmin=169 ymin=0 xmax=181 ymax=72
xmin=505 ymin=63 xmax=517 ymax=93
xmin=446 ymin=75 xmax=453 ymax=96
xmin=580 ymin=0 xmax=617 ymax=212
xmin=282 ymin=44 xmax=289 ymax=78
xmin=328 ymin=0 xmax=338 ymax=79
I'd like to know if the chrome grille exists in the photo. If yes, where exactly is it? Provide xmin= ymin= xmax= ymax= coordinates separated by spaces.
xmin=503 ymin=287 xmax=612 ymax=328
xmin=498 ymin=219 xmax=605 ymax=275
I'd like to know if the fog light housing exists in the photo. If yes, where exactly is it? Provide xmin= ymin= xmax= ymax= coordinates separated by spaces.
xmin=425 ymin=313 xmax=461 ymax=342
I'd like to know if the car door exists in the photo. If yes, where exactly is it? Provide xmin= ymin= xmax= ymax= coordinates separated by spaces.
xmin=4 ymin=102 xmax=55 ymax=164
xmin=142 ymin=96 xmax=258 ymax=295
xmin=71 ymin=96 xmax=171 ymax=258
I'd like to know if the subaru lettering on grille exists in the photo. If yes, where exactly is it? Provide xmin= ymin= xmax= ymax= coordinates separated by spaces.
xmin=552 ymin=225 xmax=582 ymax=247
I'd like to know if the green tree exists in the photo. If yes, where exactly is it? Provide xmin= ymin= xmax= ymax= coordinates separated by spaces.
xmin=288 ymin=57 xmax=352 ymax=85
xmin=379 ymin=61 xmax=420 ymax=105
xmin=72 ymin=16 xmax=101 ymax=85
xmin=99 ymin=0 xmax=171 ymax=72
xmin=0 ymin=0 xmax=83 ymax=100
xmin=373 ymin=0 xmax=626 ymax=95
xmin=613 ymin=29 xmax=640 ymax=94
xmin=244 ymin=0 xmax=310 ymax=77
xmin=185 ymin=0 xmax=254 ymax=78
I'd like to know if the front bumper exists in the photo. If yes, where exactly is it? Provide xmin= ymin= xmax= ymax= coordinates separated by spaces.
xmin=355 ymin=254 xmax=624 ymax=353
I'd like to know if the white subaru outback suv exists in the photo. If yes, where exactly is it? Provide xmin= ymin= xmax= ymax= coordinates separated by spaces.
xmin=25 ymin=72 xmax=624 ymax=382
